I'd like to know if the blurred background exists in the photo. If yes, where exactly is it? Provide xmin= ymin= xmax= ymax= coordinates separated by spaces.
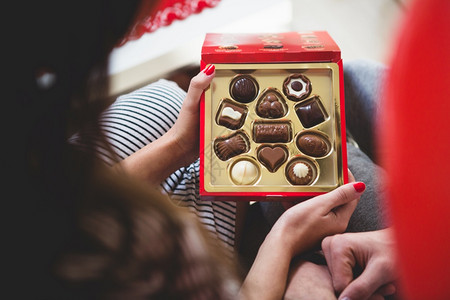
xmin=108 ymin=0 xmax=410 ymax=96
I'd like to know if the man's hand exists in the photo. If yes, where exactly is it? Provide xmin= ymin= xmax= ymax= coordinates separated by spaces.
xmin=322 ymin=228 xmax=398 ymax=300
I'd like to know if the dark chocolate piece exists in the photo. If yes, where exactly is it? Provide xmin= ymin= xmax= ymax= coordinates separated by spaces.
xmin=256 ymin=91 xmax=286 ymax=119
xmin=283 ymin=74 xmax=312 ymax=101
xmin=263 ymin=44 xmax=283 ymax=49
xmin=214 ymin=132 xmax=249 ymax=161
xmin=253 ymin=122 xmax=291 ymax=143
xmin=295 ymin=96 xmax=327 ymax=128
xmin=217 ymin=100 xmax=247 ymax=130
xmin=230 ymin=75 xmax=258 ymax=103
xmin=257 ymin=145 xmax=288 ymax=172
xmin=286 ymin=160 xmax=316 ymax=185
xmin=297 ymin=133 xmax=330 ymax=157
xmin=291 ymin=81 xmax=303 ymax=91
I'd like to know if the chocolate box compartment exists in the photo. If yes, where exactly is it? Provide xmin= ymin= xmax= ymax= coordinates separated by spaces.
xmin=202 ymin=62 xmax=344 ymax=193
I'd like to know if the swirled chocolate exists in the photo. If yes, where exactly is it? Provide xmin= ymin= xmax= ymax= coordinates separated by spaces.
xmin=214 ymin=132 xmax=249 ymax=161
xmin=286 ymin=160 xmax=316 ymax=185
xmin=230 ymin=75 xmax=258 ymax=103
xmin=253 ymin=122 xmax=291 ymax=143
xmin=297 ymin=133 xmax=330 ymax=157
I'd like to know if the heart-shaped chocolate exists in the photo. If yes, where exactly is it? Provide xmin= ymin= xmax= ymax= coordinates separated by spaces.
xmin=257 ymin=145 xmax=288 ymax=172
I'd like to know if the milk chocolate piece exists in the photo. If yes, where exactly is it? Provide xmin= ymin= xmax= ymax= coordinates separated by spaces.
xmin=230 ymin=159 xmax=259 ymax=185
xmin=230 ymin=75 xmax=258 ymax=103
xmin=257 ymin=145 xmax=288 ymax=172
xmin=286 ymin=160 xmax=316 ymax=185
xmin=295 ymin=96 xmax=327 ymax=128
xmin=256 ymin=91 xmax=286 ymax=119
xmin=297 ymin=133 xmax=330 ymax=157
xmin=283 ymin=74 xmax=312 ymax=101
xmin=214 ymin=132 xmax=249 ymax=161
xmin=216 ymin=100 xmax=247 ymax=130
xmin=253 ymin=122 xmax=291 ymax=143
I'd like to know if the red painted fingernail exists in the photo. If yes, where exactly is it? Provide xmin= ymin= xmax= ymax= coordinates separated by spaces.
xmin=353 ymin=182 xmax=366 ymax=193
xmin=203 ymin=64 xmax=215 ymax=75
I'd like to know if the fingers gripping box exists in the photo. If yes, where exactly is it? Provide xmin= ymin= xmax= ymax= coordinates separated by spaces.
xmin=200 ymin=32 xmax=348 ymax=201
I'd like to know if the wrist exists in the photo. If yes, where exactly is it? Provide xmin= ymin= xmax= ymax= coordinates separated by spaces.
xmin=166 ymin=126 xmax=197 ymax=167
xmin=269 ymin=212 xmax=309 ymax=257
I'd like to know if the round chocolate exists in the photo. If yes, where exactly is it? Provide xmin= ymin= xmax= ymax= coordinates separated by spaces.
xmin=283 ymin=74 xmax=312 ymax=101
xmin=297 ymin=133 xmax=330 ymax=157
xmin=230 ymin=75 xmax=258 ymax=103
xmin=291 ymin=81 xmax=303 ymax=92
xmin=230 ymin=159 xmax=259 ymax=185
xmin=285 ymin=160 xmax=316 ymax=185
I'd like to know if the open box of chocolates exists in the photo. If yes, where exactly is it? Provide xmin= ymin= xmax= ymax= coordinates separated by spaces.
xmin=200 ymin=32 xmax=348 ymax=201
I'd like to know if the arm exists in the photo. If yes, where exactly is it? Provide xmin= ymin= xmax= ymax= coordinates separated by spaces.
xmin=118 ymin=65 xmax=215 ymax=184
xmin=241 ymin=180 xmax=365 ymax=300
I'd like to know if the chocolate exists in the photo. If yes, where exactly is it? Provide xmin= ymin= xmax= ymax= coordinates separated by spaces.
xmin=230 ymin=75 xmax=258 ymax=103
xmin=295 ymin=96 xmax=327 ymax=128
xmin=216 ymin=100 xmax=247 ymax=130
xmin=256 ymin=91 xmax=286 ymax=119
xmin=214 ymin=132 xmax=249 ymax=161
xmin=253 ymin=122 xmax=292 ymax=143
xmin=257 ymin=145 xmax=288 ymax=172
xmin=263 ymin=44 xmax=283 ymax=49
xmin=230 ymin=159 xmax=259 ymax=185
xmin=297 ymin=132 xmax=330 ymax=157
xmin=283 ymin=74 xmax=312 ymax=101
xmin=286 ymin=160 xmax=316 ymax=185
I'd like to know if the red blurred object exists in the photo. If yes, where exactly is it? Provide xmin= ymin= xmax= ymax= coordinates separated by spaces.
xmin=118 ymin=0 xmax=221 ymax=46
xmin=380 ymin=0 xmax=450 ymax=299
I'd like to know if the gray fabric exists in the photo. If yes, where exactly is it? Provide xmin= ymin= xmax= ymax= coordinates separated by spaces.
xmin=346 ymin=143 xmax=389 ymax=231
xmin=344 ymin=59 xmax=387 ymax=163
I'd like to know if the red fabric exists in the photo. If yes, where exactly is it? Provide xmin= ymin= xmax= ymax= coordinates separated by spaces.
xmin=119 ymin=0 xmax=221 ymax=46
xmin=380 ymin=0 xmax=450 ymax=298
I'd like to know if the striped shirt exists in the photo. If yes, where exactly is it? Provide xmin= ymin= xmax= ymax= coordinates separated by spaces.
xmin=78 ymin=79 xmax=236 ymax=252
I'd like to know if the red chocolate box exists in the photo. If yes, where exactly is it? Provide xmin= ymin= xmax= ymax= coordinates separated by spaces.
xmin=200 ymin=32 xmax=348 ymax=201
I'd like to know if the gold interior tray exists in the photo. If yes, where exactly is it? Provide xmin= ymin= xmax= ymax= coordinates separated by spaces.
xmin=203 ymin=62 xmax=344 ymax=193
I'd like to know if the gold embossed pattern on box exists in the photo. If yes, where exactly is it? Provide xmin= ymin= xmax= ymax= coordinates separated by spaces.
xmin=203 ymin=63 xmax=344 ymax=193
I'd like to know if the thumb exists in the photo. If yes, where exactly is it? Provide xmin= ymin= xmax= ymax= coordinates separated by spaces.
xmin=182 ymin=64 xmax=215 ymax=112
xmin=317 ymin=182 xmax=365 ymax=213
xmin=338 ymin=262 xmax=386 ymax=300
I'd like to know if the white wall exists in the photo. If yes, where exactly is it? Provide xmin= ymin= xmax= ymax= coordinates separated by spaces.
xmin=108 ymin=0 xmax=406 ymax=95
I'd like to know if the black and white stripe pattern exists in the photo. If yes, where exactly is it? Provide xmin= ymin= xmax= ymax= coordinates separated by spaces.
xmin=88 ymin=79 xmax=236 ymax=252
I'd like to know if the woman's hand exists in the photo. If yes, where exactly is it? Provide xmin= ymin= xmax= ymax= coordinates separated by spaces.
xmin=167 ymin=64 xmax=215 ymax=166
xmin=241 ymin=171 xmax=365 ymax=300
xmin=119 ymin=65 xmax=215 ymax=184
xmin=275 ymin=172 xmax=362 ymax=257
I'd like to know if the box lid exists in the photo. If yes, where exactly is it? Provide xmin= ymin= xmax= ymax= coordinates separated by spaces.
xmin=201 ymin=31 xmax=341 ymax=64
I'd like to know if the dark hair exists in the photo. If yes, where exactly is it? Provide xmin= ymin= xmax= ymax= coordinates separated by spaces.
xmin=7 ymin=0 xmax=238 ymax=298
